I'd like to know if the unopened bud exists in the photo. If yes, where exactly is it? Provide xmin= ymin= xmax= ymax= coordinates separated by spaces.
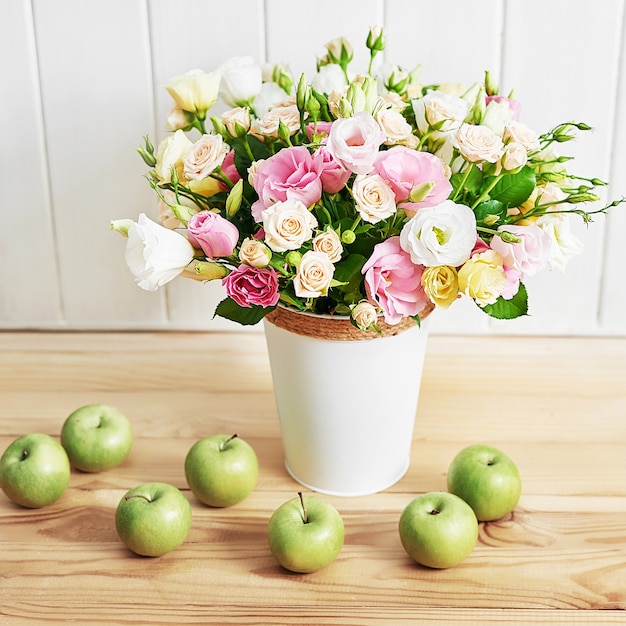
xmin=194 ymin=261 xmax=228 ymax=280
xmin=169 ymin=203 xmax=197 ymax=226
xmin=408 ymin=181 xmax=435 ymax=203
xmin=498 ymin=230 xmax=523 ymax=244
xmin=225 ymin=179 xmax=243 ymax=218
xmin=285 ymin=251 xmax=302 ymax=266
xmin=296 ymin=73 xmax=310 ymax=111
xmin=484 ymin=70 xmax=498 ymax=96
xmin=110 ymin=219 xmax=134 ymax=237
xmin=366 ymin=26 xmax=385 ymax=52
xmin=341 ymin=230 xmax=356 ymax=244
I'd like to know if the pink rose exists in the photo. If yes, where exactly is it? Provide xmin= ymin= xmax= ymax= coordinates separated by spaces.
xmin=373 ymin=147 xmax=452 ymax=213
xmin=486 ymin=95 xmax=521 ymax=121
xmin=490 ymin=224 xmax=551 ymax=276
xmin=220 ymin=150 xmax=242 ymax=188
xmin=222 ymin=264 xmax=280 ymax=307
xmin=362 ymin=236 xmax=429 ymax=325
xmin=187 ymin=211 xmax=239 ymax=258
xmin=251 ymin=146 xmax=323 ymax=221
xmin=313 ymin=145 xmax=351 ymax=194
xmin=326 ymin=112 xmax=386 ymax=175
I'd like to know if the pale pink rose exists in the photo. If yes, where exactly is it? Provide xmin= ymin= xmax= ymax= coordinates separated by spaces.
xmin=490 ymin=224 xmax=552 ymax=276
xmin=313 ymin=145 xmax=351 ymax=194
xmin=187 ymin=211 xmax=239 ymax=258
xmin=325 ymin=112 xmax=386 ymax=175
xmin=183 ymin=134 xmax=229 ymax=181
xmin=373 ymin=147 xmax=452 ymax=212
xmin=486 ymin=95 xmax=521 ymax=121
xmin=362 ymin=236 xmax=429 ymax=325
xmin=251 ymin=146 xmax=323 ymax=221
xmin=453 ymin=124 xmax=505 ymax=163
xmin=222 ymin=265 xmax=280 ymax=307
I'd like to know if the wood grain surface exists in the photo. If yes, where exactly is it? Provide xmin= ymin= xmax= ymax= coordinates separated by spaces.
xmin=1 ymin=331 xmax=625 ymax=625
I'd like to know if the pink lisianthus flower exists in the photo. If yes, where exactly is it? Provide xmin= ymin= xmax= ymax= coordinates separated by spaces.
xmin=313 ymin=145 xmax=351 ymax=194
xmin=362 ymin=236 xmax=429 ymax=325
xmin=222 ymin=264 xmax=280 ymax=307
xmin=187 ymin=211 xmax=239 ymax=258
xmin=251 ymin=146 xmax=323 ymax=221
xmin=490 ymin=224 xmax=552 ymax=276
xmin=501 ymin=266 xmax=522 ymax=299
xmin=373 ymin=146 xmax=452 ymax=214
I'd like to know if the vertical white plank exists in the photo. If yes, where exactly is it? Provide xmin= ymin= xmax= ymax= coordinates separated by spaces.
xmin=600 ymin=4 xmax=626 ymax=334
xmin=32 ymin=0 xmax=166 ymax=328
xmin=489 ymin=0 xmax=623 ymax=335
xmin=0 ymin=0 xmax=63 ymax=327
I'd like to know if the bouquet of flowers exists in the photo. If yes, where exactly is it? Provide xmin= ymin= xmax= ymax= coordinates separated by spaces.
xmin=112 ymin=27 xmax=622 ymax=332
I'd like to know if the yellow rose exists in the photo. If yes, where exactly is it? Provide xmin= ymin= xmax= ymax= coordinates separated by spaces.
xmin=458 ymin=250 xmax=507 ymax=306
xmin=421 ymin=266 xmax=459 ymax=308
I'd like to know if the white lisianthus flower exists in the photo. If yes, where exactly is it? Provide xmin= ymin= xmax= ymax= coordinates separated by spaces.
xmin=453 ymin=123 xmax=505 ymax=163
xmin=165 ymin=105 xmax=189 ymax=132
xmin=154 ymin=130 xmax=193 ymax=184
xmin=351 ymin=301 xmax=378 ymax=330
xmin=312 ymin=64 xmax=347 ymax=95
xmin=352 ymin=174 xmax=397 ymax=224
xmin=535 ymin=214 xmax=584 ymax=271
xmin=482 ymin=99 xmax=515 ymax=135
xmin=183 ymin=134 xmax=229 ymax=180
xmin=503 ymin=121 xmax=541 ymax=152
xmin=293 ymin=251 xmax=335 ymax=298
xmin=375 ymin=107 xmax=414 ymax=145
xmin=124 ymin=213 xmax=194 ymax=291
xmin=219 ymin=56 xmax=263 ymax=107
xmin=261 ymin=199 xmax=318 ymax=252
xmin=166 ymin=69 xmax=221 ymax=115
xmin=412 ymin=90 xmax=470 ymax=135
xmin=312 ymin=229 xmax=343 ymax=262
xmin=400 ymin=200 xmax=477 ymax=267
xmin=238 ymin=237 xmax=272 ymax=268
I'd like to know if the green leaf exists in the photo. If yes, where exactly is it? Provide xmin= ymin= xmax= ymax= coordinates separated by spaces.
xmin=474 ymin=199 xmax=506 ymax=227
xmin=451 ymin=164 xmax=483 ymax=196
xmin=489 ymin=166 xmax=536 ymax=207
xmin=333 ymin=254 xmax=367 ymax=283
xmin=214 ymin=298 xmax=274 ymax=325
xmin=480 ymin=283 xmax=529 ymax=319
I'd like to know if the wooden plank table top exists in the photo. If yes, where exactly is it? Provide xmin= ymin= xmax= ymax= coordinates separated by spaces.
xmin=0 ymin=331 xmax=625 ymax=625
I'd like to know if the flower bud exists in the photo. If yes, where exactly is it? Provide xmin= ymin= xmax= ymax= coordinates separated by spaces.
xmin=110 ymin=219 xmax=134 ymax=237
xmin=296 ymin=73 xmax=310 ymax=112
xmin=366 ymin=26 xmax=385 ymax=52
xmin=193 ymin=261 xmax=229 ymax=280
xmin=136 ymin=136 xmax=157 ymax=167
xmin=351 ymin=300 xmax=378 ymax=331
xmin=341 ymin=230 xmax=356 ymax=244
xmin=170 ymin=203 xmax=198 ymax=226
xmin=226 ymin=179 xmax=243 ymax=218
xmin=324 ymin=37 xmax=353 ymax=68
xmin=285 ymin=250 xmax=303 ymax=266
xmin=408 ymin=181 xmax=435 ymax=203
xmin=498 ymin=230 xmax=523 ymax=244
xmin=484 ymin=70 xmax=498 ymax=96
xmin=272 ymin=63 xmax=294 ymax=95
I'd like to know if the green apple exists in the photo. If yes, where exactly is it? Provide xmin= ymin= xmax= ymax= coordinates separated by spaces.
xmin=184 ymin=434 xmax=258 ymax=507
xmin=399 ymin=491 xmax=478 ymax=569
xmin=61 ymin=403 xmax=133 ymax=472
xmin=447 ymin=444 xmax=522 ymax=522
xmin=267 ymin=492 xmax=344 ymax=573
xmin=115 ymin=482 xmax=192 ymax=557
xmin=0 ymin=433 xmax=71 ymax=508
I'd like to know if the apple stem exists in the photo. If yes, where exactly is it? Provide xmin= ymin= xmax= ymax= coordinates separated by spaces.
xmin=21 ymin=450 xmax=29 ymax=461
xmin=220 ymin=434 xmax=238 ymax=451
xmin=298 ymin=491 xmax=308 ymax=524
xmin=125 ymin=493 xmax=152 ymax=503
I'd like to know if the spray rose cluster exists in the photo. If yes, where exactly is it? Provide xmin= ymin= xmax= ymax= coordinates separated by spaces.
xmin=112 ymin=27 xmax=622 ymax=332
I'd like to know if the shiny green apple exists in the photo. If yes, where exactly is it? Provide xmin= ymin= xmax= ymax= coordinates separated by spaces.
xmin=61 ymin=403 xmax=133 ymax=472
xmin=184 ymin=434 xmax=258 ymax=507
xmin=399 ymin=491 xmax=478 ymax=569
xmin=267 ymin=492 xmax=344 ymax=573
xmin=0 ymin=433 xmax=71 ymax=508
xmin=447 ymin=444 xmax=522 ymax=521
xmin=115 ymin=482 xmax=192 ymax=557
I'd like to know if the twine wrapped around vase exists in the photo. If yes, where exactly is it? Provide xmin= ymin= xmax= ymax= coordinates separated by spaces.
xmin=264 ymin=302 xmax=434 ymax=342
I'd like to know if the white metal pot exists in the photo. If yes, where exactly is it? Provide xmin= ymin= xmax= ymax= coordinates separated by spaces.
xmin=263 ymin=306 xmax=431 ymax=497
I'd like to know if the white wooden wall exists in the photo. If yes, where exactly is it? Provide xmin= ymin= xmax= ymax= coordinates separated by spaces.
xmin=2 ymin=0 xmax=625 ymax=334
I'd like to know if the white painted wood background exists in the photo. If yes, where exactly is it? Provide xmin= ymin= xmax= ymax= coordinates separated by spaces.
xmin=2 ymin=0 xmax=625 ymax=334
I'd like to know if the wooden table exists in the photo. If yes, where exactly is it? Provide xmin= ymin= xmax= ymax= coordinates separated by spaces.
xmin=1 ymin=331 xmax=625 ymax=625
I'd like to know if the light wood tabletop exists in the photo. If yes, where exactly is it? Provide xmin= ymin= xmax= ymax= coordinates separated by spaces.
xmin=1 ymin=331 xmax=625 ymax=625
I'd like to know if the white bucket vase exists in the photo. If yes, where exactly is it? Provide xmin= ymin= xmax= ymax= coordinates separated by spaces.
xmin=263 ymin=305 xmax=432 ymax=497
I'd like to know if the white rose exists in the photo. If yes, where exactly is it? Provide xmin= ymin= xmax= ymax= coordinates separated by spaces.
xmin=250 ymin=105 xmax=300 ymax=138
xmin=239 ymin=237 xmax=272 ymax=268
xmin=453 ymin=123 xmax=505 ymax=163
xmin=351 ymin=301 xmax=378 ymax=330
xmin=399 ymin=200 xmax=477 ymax=267
xmin=376 ymin=107 xmax=414 ymax=145
xmin=536 ymin=214 xmax=584 ymax=271
xmin=247 ymin=159 xmax=265 ymax=186
xmin=253 ymin=82 xmax=290 ymax=115
xmin=125 ymin=213 xmax=194 ymax=291
xmin=221 ymin=107 xmax=251 ymax=136
xmin=261 ymin=199 xmax=318 ymax=252
xmin=165 ymin=105 xmax=188 ymax=132
xmin=293 ymin=251 xmax=335 ymax=298
xmin=378 ymin=91 xmax=406 ymax=111
xmin=312 ymin=64 xmax=347 ymax=95
xmin=412 ymin=90 xmax=470 ymax=135
xmin=312 ymin=229 xmax=343 ymax=262
xmin=352 ymin=174 xmax=397 ymax=224
xmin=154 ymin=130 xmax=193 ymax=184
xmin=166 ymin=69 xmax=221 ymax=114
xmin=219 ymin=56 xmax=262 ymax=107
xmin=503 ymin=121 xmax=540 ymax=152
xmin=501 ymin=141 xmax=528 ymax=171
xmin=182 ymin=134 xmax=229 ymax=180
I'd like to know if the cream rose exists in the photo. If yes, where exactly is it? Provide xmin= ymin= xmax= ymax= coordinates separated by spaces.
xmin=351 ymin=301 xmax=378 ymax=330
xmin=165 ymin=105 xmax=188 ymax=132
xmin=421 ymin=265 xmax=459 ymax=308
xmin=221 ymin=107 xmax=251 ymax=137
xmin=261 ymin=199 xmax=318 ymax=252
xmin=376 ymin=107 xmax=414 ymax=145
xmin=352 ymin=174 xmax=397 ymax=224
xmin=293 ymin=251 xmax=335 ymax=298
xmin=247 ymin=159 xmax=265 ymax=187
xmin=503 ymin=121 xmax=540 ymax=152
xmin=238 ymin=237 xmax=272 ymax=268
xmin=412 ymin=90 xmax=470 ymax=134
xmin=453 ymin=123 xmax=505 ymax=163
xmin=183 ymin=134 xmax=229 ymax=181
xmin=251 ymin=105 xmax=300 ymax=139
xmin=154 ymin=130 xmax=193 ymax=184
xmin=501 ymin=141 xmax=528 ymax=171
xmin=312 ymin=229 xmax=343 ymax=263
xmin=458 ymin=250 xmax=507 ymax=306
